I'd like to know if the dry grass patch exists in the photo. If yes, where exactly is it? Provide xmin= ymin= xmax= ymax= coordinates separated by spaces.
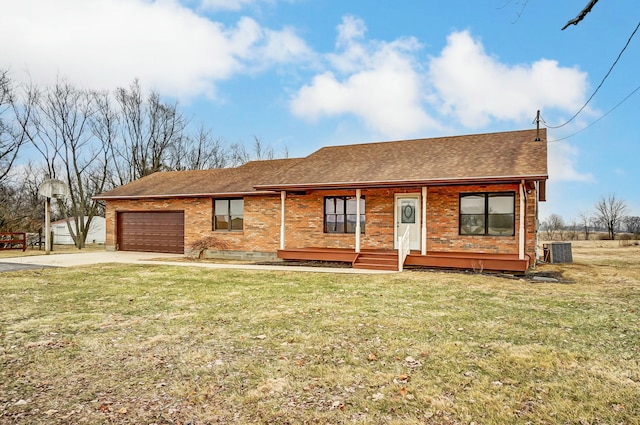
xmin=0 ymin=244 xmax=105 ymax=259
xmin=1 ymin=243 xmax=639 ymax=424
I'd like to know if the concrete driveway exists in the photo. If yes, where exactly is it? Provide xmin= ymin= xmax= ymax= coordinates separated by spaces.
xmin=0 ymin=251 xmax=179 ymax=273
xmin=0 ymin=251 xmax=391 ymax=274
xmin=1 ymin=251 xmax=180 ymax=268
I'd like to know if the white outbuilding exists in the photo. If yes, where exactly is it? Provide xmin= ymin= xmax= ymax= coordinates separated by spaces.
xmin=51 ymin=216 xmax=106 ymax=245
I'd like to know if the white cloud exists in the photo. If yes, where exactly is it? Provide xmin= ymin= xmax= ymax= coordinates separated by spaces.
xmin=335 ymin=15 xmax=366 ymax=48
xmin=290 ymin=19 xmax=590 ymax=142
xmin=0 ymin=0 xmax=310 ymax=100
xmin=231 ymin=17 xmax=314 ymax=67
xmin=290 ymin=16 xmax=440 ymax=139
xmin=427 ymin=30 xmax=593 ymax=183
xmin=198 ymin=0 xmax=256 ymax=11
xmin=196 ymin=0 xmax=286 ymax=12
xmin=428 ymin=30 xmax=589 ymax=128
xmin=547 ymin=141 xmax=593 ymax=182
xmin=290 ymin=21 xmax=592 ymax=182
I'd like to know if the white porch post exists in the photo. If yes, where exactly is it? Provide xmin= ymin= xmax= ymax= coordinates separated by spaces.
xmin=280 ymin=191 xmax=286 ymax=250
xmin=421 ymin=187 xmax=427 ymax=255
xmin=355 ymin=188 xmax=361 ymax=253
xmin=519 ymin=181 xmax=526 ymax=260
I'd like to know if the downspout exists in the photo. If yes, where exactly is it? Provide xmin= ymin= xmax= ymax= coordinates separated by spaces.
xmin=519 ymin=180 xmax=526 ymax=260
xmin=355 ymin=188 xmax=361 ymax=253
xmin=280 ymin=191 xmax=286 ymax=250
xmin=421 ymin=187 xmax=427 ymax=255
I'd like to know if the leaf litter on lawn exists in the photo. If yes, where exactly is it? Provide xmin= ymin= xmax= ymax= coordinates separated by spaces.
xmin=0 ymin=243 xmax=639 ymax=424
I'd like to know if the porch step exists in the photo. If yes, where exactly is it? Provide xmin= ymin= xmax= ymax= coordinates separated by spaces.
xmin=353 ymin=251 xmax=399 ymax=271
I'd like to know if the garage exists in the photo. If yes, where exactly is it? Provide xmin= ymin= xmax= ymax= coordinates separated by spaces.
xmin=117 ymin=211 xmax=184 ymax=254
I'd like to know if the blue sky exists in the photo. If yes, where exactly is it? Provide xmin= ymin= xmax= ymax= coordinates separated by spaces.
xmin=1 ymin=0 xmax=639 ymax=220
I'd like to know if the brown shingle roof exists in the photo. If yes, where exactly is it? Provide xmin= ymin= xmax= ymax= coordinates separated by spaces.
xmin=94 ymin=158 xmax=303 ymax=199
xmin=256 ymin=128 xmax=547 ymax=190
xmin=94 ymin=129 xmax=547 ymax=199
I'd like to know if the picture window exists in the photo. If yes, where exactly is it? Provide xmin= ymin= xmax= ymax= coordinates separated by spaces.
xmin=324 ymin=196 xmax=365 ymax=233
xmin=459 ymin=192 xmax=515 ymax=236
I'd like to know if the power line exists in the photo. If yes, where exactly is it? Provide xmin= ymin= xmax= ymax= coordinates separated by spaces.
xmin=546 ymin=83 xmax=640 ymax=143
xmin=545 ymin=19 xmax=640 ymax=129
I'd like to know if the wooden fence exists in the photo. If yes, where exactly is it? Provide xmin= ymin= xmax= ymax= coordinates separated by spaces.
xmin=0 ymin=232 xmax=27 ymax=251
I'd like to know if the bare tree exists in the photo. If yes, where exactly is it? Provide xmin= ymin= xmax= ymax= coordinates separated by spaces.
xmin=0 ymin=162 xmax=47 ymax=232
xmin=19 ymin=79 xmax=109 ymax=248
xmin=578 ymin=210 xmax=596 ymax=240
xmin=556 ymin=217 xmax=566 ymax=241
xmin=168 ymin=126 xmax=229 ymax=171
xmin=566 ymin=219 xmax=578 ymax=240
xmin=229 ymin=136 xmax=275 ymax=166
xmin=91 ymin=90 xmax=120 ymax=190
xmin=542 ymin=214 xmax=564 ymax=240
xmin=0 ymin=69 xmax=26 ymax=183
xmin=623 ymin=216 xmax=640 ymax=237
xmin=595 ymin=194 xmax=628 ymax=240
xmin=113 ymin=80 xmax=186 ymax=182
xmin=541 ymin=218 xmax=552 ymax=240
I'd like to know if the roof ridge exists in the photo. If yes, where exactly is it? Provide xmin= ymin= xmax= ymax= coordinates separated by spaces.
xmin=312 ymin=128 xmax=543 ymax=152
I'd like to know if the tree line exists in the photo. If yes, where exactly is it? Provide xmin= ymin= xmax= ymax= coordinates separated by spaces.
xmin=541 ymin=194 xmax=638 ymax=241
xmin=0 ymin=69 xmax=281 ymax=247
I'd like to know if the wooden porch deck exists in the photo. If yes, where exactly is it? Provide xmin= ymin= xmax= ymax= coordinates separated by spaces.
xmin=277 ymin=248 xmax=531 ymax=273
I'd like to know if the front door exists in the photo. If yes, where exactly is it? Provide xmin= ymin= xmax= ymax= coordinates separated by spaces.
xmin=394 ymin=195 xmax=421 ymax=250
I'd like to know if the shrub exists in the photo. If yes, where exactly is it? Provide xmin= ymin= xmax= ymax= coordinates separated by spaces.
xmin=619 ymin=233 xmax=633 ymax=246
xmin=189 ymin=236 xmax=229 ymax=259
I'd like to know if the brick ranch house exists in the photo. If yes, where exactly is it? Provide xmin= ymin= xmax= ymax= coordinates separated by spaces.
xmin=94 ymin=128 xmax=548 ymax=272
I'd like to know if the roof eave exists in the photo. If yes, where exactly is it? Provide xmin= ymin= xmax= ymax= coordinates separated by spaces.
xmin=92 ymin=190 xmax=279 ymax=201
xmin=254 ymin=174 xmax=549 ymax=191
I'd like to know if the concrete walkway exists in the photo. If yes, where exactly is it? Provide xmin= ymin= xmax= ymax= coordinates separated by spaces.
xmin=1 ymin=251 xmax=392 ymax=274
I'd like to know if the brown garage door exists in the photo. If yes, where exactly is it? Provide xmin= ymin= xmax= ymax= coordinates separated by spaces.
xmin=117 ymin=211 xmax=184 ymax=254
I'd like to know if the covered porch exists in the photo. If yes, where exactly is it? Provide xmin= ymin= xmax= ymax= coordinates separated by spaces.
xmin=277 ymin=247 xmax=532 ymax=273
xmin=274 ymin=181 xmax=534 ymax=273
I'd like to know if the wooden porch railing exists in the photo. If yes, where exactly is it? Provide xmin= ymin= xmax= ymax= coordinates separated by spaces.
xmin=0 ymin=232 xmax=27 ymax=252
xmin=398 ymin=226 xmax=411 ymax=272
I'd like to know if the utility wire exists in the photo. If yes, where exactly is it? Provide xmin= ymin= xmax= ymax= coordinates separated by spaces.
xmin=546 ymin=83 xmax=640 ymax=143
xmin=545 ymin=19 xmax=640 ymax=129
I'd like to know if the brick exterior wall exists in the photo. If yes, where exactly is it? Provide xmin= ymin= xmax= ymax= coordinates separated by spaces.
xmin=104 ymin=195 xmax=281 ymax=255
xmin=424 ymin=184 xmax=536 ymax=258
xmin=104 ymin=183 xmax=539 ymax=261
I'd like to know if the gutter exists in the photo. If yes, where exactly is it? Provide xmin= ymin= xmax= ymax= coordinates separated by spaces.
xmin=92 ymin=190 xmax=279 ymax=201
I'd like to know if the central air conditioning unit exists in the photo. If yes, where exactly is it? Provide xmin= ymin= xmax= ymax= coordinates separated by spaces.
xmin=543 ymin=242 xmax=573 ymax=263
